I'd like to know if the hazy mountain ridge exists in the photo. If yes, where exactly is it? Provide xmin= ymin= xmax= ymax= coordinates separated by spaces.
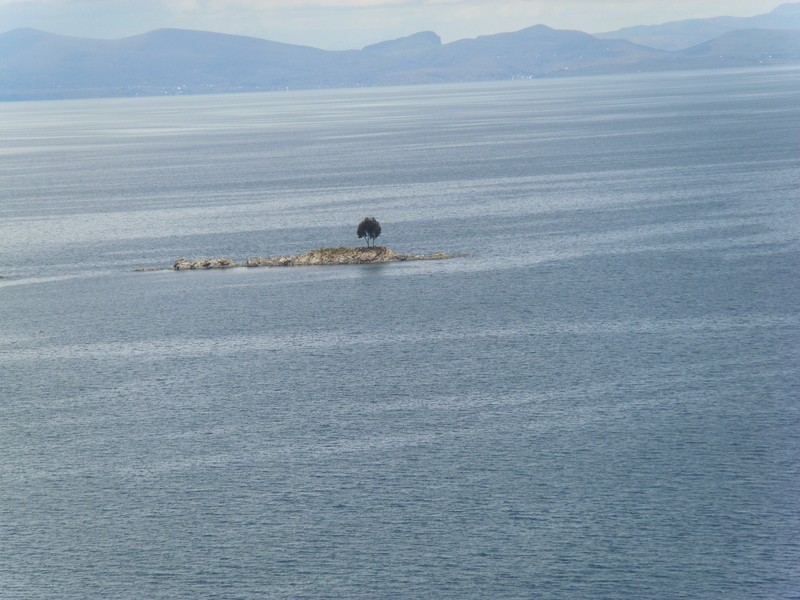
xmin=1 ymin=3 xmax=799 ymax=101
xmin=598 ymin=2 xmax=800 ymax=50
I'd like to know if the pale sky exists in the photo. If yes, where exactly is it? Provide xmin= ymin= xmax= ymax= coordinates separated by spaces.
xmin=0 ymin=0 xmax=789 ymax=50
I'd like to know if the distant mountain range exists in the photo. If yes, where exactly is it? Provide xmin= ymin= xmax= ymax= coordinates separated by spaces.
xmin=598 ymin=1 xmax=800 ymax=50
xmin=1 ymin=3 xmax=799 ymax=101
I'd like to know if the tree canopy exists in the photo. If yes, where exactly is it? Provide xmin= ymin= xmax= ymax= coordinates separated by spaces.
xmin=357 ymin=217 xmax=381 ymax=247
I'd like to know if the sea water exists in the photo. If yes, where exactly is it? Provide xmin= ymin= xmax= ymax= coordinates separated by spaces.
xmin=1 ymin=67 xmax=799 ymax=599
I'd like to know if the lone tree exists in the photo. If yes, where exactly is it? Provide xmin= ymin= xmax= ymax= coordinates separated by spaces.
xmin=357 ymin=216 xmax=382 ymax=247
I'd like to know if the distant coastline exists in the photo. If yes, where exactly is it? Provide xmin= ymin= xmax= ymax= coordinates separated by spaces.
xmin=2 ymin=3 xmax=799 ymax=102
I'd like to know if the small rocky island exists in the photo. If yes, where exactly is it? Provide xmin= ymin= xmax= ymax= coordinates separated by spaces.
xmin=136 ymin=218 xmax=457 ymax=272
xmin=169 ymin=246 xmax=456 ymax=270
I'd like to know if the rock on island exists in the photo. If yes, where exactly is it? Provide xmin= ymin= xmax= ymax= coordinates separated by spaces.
xmin=169 ymin=246 xmax=455 ymax=270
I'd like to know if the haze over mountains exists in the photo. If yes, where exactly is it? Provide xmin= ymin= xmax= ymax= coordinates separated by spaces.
xmin=598 ymin=1 xmax=800 ymax=50
xmin=1 ymin=3 xmax=799 ymax=101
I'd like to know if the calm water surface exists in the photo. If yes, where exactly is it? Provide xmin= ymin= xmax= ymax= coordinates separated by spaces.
xmin=1 ymin=68 xmax=799 ymax=598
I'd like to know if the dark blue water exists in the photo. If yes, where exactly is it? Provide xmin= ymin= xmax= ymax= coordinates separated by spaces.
xmin=1 ymin=67 xmax=799 ymax=599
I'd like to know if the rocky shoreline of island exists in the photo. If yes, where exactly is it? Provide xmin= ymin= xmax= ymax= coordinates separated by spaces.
xmin=133 ymin=246 xmax=458 ymax=272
